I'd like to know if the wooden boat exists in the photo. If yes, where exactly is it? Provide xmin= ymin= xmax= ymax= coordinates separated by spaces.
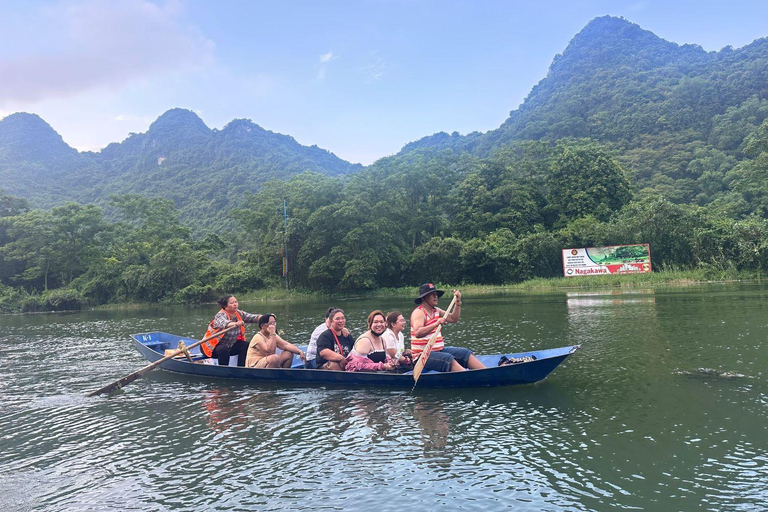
xmin=131 ymin=331 xmax=580 ymax=389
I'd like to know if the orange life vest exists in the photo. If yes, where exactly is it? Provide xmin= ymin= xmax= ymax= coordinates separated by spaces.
xmin=202 ymin=310 xmax=246 ymax=357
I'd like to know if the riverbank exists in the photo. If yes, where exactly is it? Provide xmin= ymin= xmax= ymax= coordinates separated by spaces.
xmin=371 ymin=268 xmax=763 ymax=297
xmin=490 ymin=267 xmax=763 ymax=291
xmin=3 ymin=268 xmax=761 ymax=314
xmin=245 ymin=268 xmax=764 ymax=303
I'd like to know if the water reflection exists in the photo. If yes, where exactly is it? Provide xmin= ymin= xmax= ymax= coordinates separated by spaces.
xmin=348 ymin=395 xmax=401 ymax=439
xmin=566 ymin=288 xmax=656 ymax=301
xmin=566 ymin=289 xmax=656 ymax=316
xmin=412 ymin=399 xmax=450 ymax=460
xmin=201 ymin=388 xmax=258 ymax=437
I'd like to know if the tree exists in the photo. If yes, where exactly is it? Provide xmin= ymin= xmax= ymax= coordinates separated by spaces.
xmin=726 ymin=120 xmax=768 ymax=216
xmin=0 ymin=210 xmax=56 ymax=290
xmin=608 ymin=197 xmax=700 ymax=268
xmin=0 ymin=191 xmax=29 ymax=217
xmin=546 ymin=144 xmax=633 ymax=225
xmin=450 ymin=160 xmax=544 ymax=239
xmin=49 ymin=203 xmax=108 ymax=285
xmin=512 ymin=231 xmax=563 ymax=281
xmin=408 ymin=237 xmax=466 ymax=285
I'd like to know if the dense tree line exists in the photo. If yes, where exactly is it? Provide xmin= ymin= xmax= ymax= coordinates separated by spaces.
xmin=2 ymin=133 xmax=768 ymax=312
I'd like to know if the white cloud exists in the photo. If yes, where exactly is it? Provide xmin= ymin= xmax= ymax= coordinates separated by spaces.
xmin=316 ymin=51 xmax=338 ymax=80
xmin=362 ymin=54 xmax=387 ymax=81
xmin=0 ymin=0 xmax=215 ymax=107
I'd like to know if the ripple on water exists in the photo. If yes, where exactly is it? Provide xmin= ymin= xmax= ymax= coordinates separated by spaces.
xmin=3 ymin=293 xmax=768 ymax=510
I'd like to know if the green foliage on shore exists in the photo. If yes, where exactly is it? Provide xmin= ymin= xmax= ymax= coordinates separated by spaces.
xmin=2 ymin=129 xmax=768 ymax=312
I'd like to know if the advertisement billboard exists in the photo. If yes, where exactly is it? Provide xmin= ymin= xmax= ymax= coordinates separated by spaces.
xmin=562 ymin=244 xmax=652 ymax=277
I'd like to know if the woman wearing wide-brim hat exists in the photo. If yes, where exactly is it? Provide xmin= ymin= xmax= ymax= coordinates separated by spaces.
xmin=409 ymin=283 xmax=486 ymax=372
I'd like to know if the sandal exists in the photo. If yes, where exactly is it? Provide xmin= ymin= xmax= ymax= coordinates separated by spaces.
xmin=498 ymin=355 xmax=537 ymax=366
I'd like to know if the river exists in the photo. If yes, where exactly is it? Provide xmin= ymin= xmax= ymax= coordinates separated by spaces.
xmin=1 ymin=284 xmax=767 ymax=511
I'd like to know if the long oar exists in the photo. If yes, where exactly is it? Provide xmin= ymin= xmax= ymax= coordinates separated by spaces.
xmin=87 ymin=325 xmax=238 ymax=397
xmin=411 ymin=294 xmax=458 ymax=390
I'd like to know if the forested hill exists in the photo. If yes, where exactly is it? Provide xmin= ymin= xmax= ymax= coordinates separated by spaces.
xmin=4 ymin=16 xmax=767 ymax=223
xmin=3 ymin=15 xmax=768 ymax=310
xmin=399 ymin=16 xmax=768 ymax=206
xmin=0 ymin=108 xmax=362 ymax=230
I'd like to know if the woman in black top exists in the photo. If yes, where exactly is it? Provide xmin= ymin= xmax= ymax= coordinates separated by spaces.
xmin=345 ymin=310 xmax=396 ymax=372
xmin=353 ymin=310 xmax=391 ymax=364
xmin=315 ymin=308 xmax=355 ymax=370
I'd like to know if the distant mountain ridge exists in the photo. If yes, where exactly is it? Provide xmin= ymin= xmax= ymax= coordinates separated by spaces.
xmin=0 ymin=108 xmax=362 ymax=230
xmin=3 ymin=15 xmax=768 ymax=226
xmin=0 ymin=112 xmax=79 ymax=168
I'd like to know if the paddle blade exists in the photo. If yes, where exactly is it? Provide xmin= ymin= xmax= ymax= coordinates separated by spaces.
xmin=86 ymin=369 xmax=144 ymax=397
xmin=412 ymin=355 xmax=425 ymax=382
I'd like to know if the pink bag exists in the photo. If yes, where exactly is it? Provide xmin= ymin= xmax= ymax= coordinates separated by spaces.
xmin=345 ymin=353 xmax=387 ymax=372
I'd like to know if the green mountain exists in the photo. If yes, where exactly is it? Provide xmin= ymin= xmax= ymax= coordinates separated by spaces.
xmin=3 ymin=16 xmax=767 ymax=228
xmin=0 ymin=113 xmax=84 ymax=206
xmin=0 ymin=108 xmax=362 ymax=230
xmin=3 ymin=15 xmax=768 ymax=304
xmin=0 ymin=112 xmax=79 ymax=166
xmin=397 ymin=16 xmax=768 ymax=206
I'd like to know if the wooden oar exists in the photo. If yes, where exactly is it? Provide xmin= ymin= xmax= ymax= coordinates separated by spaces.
xmin=87 ymin=325 xmax=238 ymax=397
xmin=411 ymin=294 xmax=458 ymax=389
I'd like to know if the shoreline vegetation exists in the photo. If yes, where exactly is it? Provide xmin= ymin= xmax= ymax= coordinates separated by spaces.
xmin=4 ymin=138 xmax=768 ymax=317
xmin=5 ymin=268 xmax=761 ymax=316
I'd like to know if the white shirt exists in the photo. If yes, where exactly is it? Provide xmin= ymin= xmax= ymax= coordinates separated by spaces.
xmin=307 ymin=322 xmax=328 ymax=361
xmin=382 ymin=328 xmax=405 ymax=359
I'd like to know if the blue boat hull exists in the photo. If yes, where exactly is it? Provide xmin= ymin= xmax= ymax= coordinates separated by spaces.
xmin=131 ymin=332 xmax=580 ymax=389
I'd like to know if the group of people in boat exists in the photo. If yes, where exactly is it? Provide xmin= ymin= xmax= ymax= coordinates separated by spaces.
xmin=201 ymin=283 xmax=487 ymax=373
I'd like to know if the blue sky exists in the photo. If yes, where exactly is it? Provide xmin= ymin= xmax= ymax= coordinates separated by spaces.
xmin=1 ymin=1 xmax=767 ymax=165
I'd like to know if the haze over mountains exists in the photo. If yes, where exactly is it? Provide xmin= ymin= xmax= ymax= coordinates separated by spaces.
xmin=2 ymin=15 xmax=767 ymax=226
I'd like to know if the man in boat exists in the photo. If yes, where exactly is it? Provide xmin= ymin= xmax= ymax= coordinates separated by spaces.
xmin=410 ymin=283 xmax=486 ymax=372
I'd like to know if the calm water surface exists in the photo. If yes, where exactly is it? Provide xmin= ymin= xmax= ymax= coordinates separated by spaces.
xmin=2 ymin=285 xmax=767 ymax=511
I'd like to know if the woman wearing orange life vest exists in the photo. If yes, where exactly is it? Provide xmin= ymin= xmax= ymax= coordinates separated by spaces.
xmin=203 ymin=295 xmax=262 ymax=366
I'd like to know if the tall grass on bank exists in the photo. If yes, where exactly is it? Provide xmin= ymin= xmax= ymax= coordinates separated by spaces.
xmin=3 ymin=268 xmax=762 ymax=315
xmin=503 ymin=268 xmax=753 ymax=291
xmin=322 ymin=268 xmax=761 ymax=298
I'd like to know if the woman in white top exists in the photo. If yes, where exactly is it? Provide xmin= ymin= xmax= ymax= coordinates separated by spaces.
xmin=382 ymin=310 xmax=411 ymax=364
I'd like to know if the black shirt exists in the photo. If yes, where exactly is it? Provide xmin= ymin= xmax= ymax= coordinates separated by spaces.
xmin=315 ymin=329 xmax=354 ymax=367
